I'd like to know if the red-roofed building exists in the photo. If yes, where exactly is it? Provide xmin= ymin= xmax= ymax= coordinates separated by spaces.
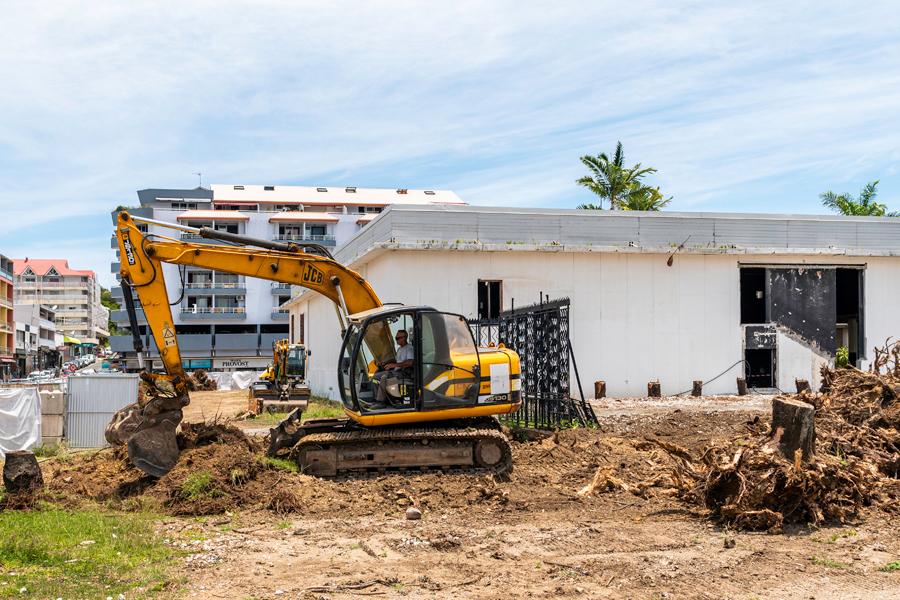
xmin=14 ymin=258 xmax=109 ymax=346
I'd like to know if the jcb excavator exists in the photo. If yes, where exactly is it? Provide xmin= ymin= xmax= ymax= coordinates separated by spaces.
xmin=248 ymin=339 xmax=311 ymax=414
xmin=106 ymin=211 xmax=521 ymax=478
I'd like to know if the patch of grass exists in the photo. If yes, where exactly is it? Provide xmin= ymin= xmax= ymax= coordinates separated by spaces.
xmin=881 ymin=561 xmax=900 ymax=572
xmin=180 ymin=471 xmax=219 ymax=500
xmin=253 ymin=399 xmax=345 ymax=425
xmin=263 ymin=457 xmax=299 ymax=473
xmin=810 ymin=556 xmax=848 ymax=569
xmin=31 ymin=442 xmax=69 ymax=459
xmin=0 ymin=508 xmax=178 ymax=598
xmin=827 ymin=529 xmax=858 ymax=544
xmin=276 ymin=520 xmax=292 ymax=530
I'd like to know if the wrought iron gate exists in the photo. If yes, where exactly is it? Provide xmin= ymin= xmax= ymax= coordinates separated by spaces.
xmin=472 ymin=297 xmax=597 ymax=429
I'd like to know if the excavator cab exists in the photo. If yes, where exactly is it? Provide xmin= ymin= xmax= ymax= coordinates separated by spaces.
xmin=338 ymin=306 xmax=487 ymax=417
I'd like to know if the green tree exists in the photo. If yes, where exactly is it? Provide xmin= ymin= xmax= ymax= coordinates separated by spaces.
xmin=100 ymin=286 xmax=120 ymax=337
xmin=820 ymin=181 xmax=897 ymax=216
xmin=576 ymin=142 xmax=659 ymax=210
xmin=619 ymin=186 xmax=672 ymax=211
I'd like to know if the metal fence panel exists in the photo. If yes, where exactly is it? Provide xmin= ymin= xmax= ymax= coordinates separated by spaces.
xmin=66 ymin=373 xmax=139 ymax=448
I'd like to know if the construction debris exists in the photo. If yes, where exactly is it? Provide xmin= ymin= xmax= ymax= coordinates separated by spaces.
xmin=189 ymin=369 xmax=219 ymax=391
xmin=658 ymin=341 xmax=900 ymax=531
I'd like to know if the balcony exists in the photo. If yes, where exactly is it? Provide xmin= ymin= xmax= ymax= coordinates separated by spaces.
xmin=272 ymin=234 xmax=336 ymax=246
xmin=180 ymin=307 xmax=247 ymax=320
xmin=0 ymin=296 xmax=11 ymax=309
xmin=0 ymin=323 xmax=13 ymax=334
xmin=111 ymin=308 xmax=147 ymax=324
xmin=0 ymin=269 xmax=12 ymax=282
xmin=270 ymin=282 xmax=292 ymax=294
xmin=271 ymin=309 xmax=289 ymax=320
xmin=111 ymin=261 xmax=121 ymax=273
xmin=178 ymin=233 xmax=236 ymax=245
xmin=0 ymin=345 xmax=13 ymax=357
xmin=183 ymin=281 xmax=248 ymax=295
xmin=15 ymin=280 xmax=89 ymax=289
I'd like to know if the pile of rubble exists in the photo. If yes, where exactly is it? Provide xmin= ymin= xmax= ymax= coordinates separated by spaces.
xmin=188 ymin=369 xmax=219 ymax=391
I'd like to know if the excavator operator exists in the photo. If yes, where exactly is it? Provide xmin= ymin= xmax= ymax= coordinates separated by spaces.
xmin=374 ymin=329 xmax=414 ymax=404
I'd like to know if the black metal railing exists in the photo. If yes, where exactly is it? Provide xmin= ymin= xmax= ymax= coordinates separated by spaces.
xmin=471 ymin=296 xmax=597 ymax=430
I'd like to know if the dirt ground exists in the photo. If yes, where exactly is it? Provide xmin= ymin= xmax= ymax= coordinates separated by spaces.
xmin=36 ymin=391 xmax=900 ymax=599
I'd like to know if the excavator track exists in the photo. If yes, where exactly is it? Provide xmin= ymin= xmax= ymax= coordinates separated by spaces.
xmin=289 ymin=423 xmax=512 ymax=477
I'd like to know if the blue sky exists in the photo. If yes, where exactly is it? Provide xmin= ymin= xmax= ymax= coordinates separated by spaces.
xmin=2 ymin=1 xmax=899 ymax=287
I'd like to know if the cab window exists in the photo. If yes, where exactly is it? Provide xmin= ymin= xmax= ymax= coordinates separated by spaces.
xmin=352 ymin=312 xmax=416 ymax=412
xmin=420 ymin=312 xmax=480 ymax=409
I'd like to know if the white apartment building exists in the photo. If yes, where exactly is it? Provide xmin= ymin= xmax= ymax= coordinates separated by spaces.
xmin=109 ymin=184 xmax=465 ymax=369
xmin=14 ymin=259 xmax=109 ymax=346
xmin=14 ymin=303 xmax=62 ymax=374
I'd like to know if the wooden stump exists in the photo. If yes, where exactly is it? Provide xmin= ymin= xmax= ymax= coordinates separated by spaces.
xmin=647 ymin=381 xmax=661 ymax=398
xmin=691 ymin=380 xmax=703 ymax=397
xmin=795 ymin=378 xmax=810 ymax=394
xmin=3 ymin=451 xmax=44 ymax=493
xmin=594 ymin=380 xmax=606 ymax=399
xmin=736 ymin=378 xmax=748 ymax=396
xmin=771 ymin=397 xmax=816 ymax=462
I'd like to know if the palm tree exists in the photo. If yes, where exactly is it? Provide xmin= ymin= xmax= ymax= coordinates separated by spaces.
xmin=820 ymin=181 xmax=896 ymax=216
xmin=619 ymin=186 xmax=672 ymax=211
xmin=576 ymin=142 xmax=658 ymax=210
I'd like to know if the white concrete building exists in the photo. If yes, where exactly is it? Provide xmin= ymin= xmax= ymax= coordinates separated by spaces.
xmin=286 ymin=205 xmax=900 ymax=399
xmin=110 ymin=185 xmax=465 ymax=370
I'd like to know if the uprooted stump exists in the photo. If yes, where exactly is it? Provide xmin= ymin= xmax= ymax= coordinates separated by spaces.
xmin=771 ymin=396 xmax=816 ymax=463
xmin=3 ymin=451 xmax=44 ymax=493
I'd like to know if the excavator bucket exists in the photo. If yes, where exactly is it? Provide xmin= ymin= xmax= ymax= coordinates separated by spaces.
xmin=105 ymin=382 xmax=188 ymax=478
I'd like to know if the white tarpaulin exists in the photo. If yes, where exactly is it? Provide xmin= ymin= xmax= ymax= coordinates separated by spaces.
xmin=0 ymin=387 xmax=41 ymax=457
xmin=201 ymin=371 xmax=265 ymax=391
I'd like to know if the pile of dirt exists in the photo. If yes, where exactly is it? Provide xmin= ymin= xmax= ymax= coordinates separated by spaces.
xmin=188 ymin=369 xmax=218 ymax=391
xmin=653 ymin=344 xmax=900 ymax=531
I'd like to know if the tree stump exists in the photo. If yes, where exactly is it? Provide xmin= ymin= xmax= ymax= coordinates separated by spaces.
xmin=692 ymin=380 xmax=703 ymax=397
xmin=594 ymin=380 xmax=606 ymax=399
xmin=647 ymin=381 xmax=661 ymax=398
xmin=3 ymin=451 xmax=44 ymax=493
xmin=795 ymin=379 xmax=810 ymax=394
xmin=736 ymin=378 xmax=748 ymax=396
xmin=771 ymin=397 xmax=816 ymax=462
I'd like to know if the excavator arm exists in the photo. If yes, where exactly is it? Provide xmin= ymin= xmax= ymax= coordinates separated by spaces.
xmin=107 ymin=211 xmax=382 ymax=476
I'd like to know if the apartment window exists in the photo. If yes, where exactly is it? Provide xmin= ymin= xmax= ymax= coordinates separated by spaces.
xmin=477 ymin=280 xmax=502 ymax=320
xmin=264 ymin=185 xmax=275 ymax=191
xmin=357 ymin=206 xmax=383 ymax=214
xmin=274 ymin=204 xmax=300 ymax=212
xmin=216 ymin=223 xmax=239 ymax=234
xmin=308 ymin=224 xmax=327 ymax=237
xmin=345 ymin=187 xmax=357 ymax=193
xmin=171 ymin=202 xmax=198 ymax=210
xmin=233 ymin=185 xmax=245 ymax=190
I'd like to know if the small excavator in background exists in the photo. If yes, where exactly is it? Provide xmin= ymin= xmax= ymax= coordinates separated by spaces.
xmin=107 ymin=211 xmax=522 ymax=478
xmin=248 ymin=339 xmax=311 ymax=414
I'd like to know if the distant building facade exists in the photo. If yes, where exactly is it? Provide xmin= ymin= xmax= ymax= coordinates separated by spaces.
xmin=109 ymin=184 xmax=465 ymax=370
xmin=14 ymin=259 xmax=110 ymax=346
xmin=0 ymin=254 xmax=14 ymax=379
xmin=13 ymin=303 xmax=61 ymax=375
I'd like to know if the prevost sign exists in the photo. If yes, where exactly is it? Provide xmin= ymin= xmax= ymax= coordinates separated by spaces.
xmin=213 ymin=357 xmax=269 ymax=369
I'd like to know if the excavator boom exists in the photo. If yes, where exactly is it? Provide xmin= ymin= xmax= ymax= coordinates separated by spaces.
xmin=109 ymin=211 xmax=382 ymax=476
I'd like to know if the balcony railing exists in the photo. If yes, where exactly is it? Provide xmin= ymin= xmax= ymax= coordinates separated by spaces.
xmin=180 ymin=307 xmax=247 ymax=320
xmin=0 ymin=323 xmax=12 ymax=334
xmin=273 ymin=234 xmax=336 ymax=244
xmin=271 ymin=309 xmax=289 ymax=320
xmin=0 ymin=269 xmax=12 ymax=281
xmin=15 ymin=280 xmax=89 ymax=289
xmin=0 ymin=345 xmax=13 ymax=356
xmin=184 ymin=281 xmax=245 ymax=289
xmin=0 ymin=296 xmax=11 ymax=309
xmin=180 ymin=307 xmax=246 ymax=314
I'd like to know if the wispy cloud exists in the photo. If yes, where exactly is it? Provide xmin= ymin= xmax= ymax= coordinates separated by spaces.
xmin=1 ymin=1 xmax=899 ymax=285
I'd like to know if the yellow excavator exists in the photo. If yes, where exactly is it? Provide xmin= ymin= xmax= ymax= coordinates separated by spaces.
xmin=249 ymin=339 xmax=311 ymax=414
xmin=106 ymin=211 xmax=522 ymax=477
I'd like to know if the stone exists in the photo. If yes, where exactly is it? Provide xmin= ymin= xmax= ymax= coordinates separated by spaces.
xmin=405 ymin=507 xmax=422 ymax=520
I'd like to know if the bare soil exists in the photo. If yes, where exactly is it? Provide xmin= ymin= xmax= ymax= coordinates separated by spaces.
xmin=34 ymin=392 xmax=900 ymax=599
